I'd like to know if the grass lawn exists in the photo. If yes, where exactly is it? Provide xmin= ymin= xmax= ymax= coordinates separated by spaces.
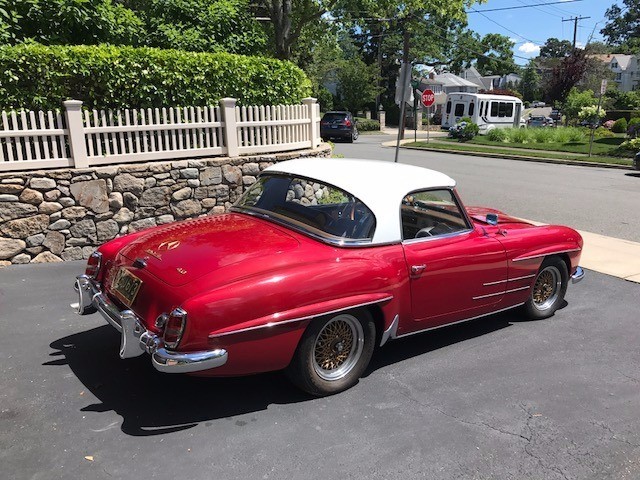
xmin=406 ymin=140 xmax=633 ymax=166
xmin=463 ymin=135 xmax=627 ymax=156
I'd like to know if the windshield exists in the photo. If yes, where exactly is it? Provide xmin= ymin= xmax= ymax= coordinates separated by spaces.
xmin=233 ymin=174 xmax=376 ymax=244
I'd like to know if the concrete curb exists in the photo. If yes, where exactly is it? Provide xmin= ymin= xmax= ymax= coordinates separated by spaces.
xmin=386 ymin=142 xmax=634 ymax=171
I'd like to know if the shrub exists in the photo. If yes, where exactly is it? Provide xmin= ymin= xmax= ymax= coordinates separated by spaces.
xmin=603 ymin=120 xmax=615 ymax=130
xmin=619 ymin=138 xmax=640 ymax=152
xmin=448 ymin=120 xmax=478 ymax=142
xmin=487 ymin=128 xmax=508 ymax=142
xmin=0 ymin=43 xmax=312 ymax=110
xmin=510 ymin=128 xmax=529 ymax=144
xmin=355 ymin=117 xmax=380 ymax=131
xmin=593 ymin=127 xmax=615 ymax=138
xmin=531 ymin=128 xmax=555 ymax=143
xmin=612 ymin=117 xmax=628 ymax=133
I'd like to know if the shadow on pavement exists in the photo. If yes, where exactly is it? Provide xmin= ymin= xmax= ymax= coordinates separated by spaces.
xmin=45 ymin=308 xmax=533 ymax=437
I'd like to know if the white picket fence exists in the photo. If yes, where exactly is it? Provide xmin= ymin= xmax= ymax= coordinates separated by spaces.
xmin=0 ymin=98 xmax=321 ymax=172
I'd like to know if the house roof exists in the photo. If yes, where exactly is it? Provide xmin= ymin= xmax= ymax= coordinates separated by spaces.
xmin=591 ymin=54 xmax=636 ymax=70
xmin=436 ymin=73 xmax=480 ymax=89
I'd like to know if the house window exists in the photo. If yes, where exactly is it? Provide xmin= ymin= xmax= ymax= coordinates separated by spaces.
xmin=611 ymin=61 xmax=618 ymax=69
xmin=616 ymin=73 xmax=622 ymax=81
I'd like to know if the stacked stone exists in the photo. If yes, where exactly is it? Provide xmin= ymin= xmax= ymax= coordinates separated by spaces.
xmin=0 ymin=147 xmax=330 ymax=266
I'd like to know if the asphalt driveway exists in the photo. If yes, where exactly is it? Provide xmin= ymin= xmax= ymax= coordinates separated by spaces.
xmin=1 ymin=260 xmax=639 ymax=480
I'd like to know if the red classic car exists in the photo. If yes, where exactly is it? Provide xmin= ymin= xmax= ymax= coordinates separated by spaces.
xmin=74 ymin=158 xmax=584 ymax=396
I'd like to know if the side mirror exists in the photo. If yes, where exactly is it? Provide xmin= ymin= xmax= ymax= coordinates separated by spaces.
xmin=486 ymin=213 xmax=499 ymax=225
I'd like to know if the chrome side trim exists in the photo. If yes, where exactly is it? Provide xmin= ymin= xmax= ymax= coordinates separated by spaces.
xmin=393 ymin=302 xmax=526 ymax=340
xmin=379 ymin=314 xmax=399 ymax=347
xmin=401 ymin=228 xmax=472 ymax=245
xmin=483 ymin=274 xmax=535 ymax=286
xmin=209 ymin=295 xmax=394 ymax=338
xmin=512 ymin=249 xmax=580 ymax=262
xmin=571 ymin=266 xmax=585 ymax=284
xmin=473 ymin=285 xmax=530 ymax=300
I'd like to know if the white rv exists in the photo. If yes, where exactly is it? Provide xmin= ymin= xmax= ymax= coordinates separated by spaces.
xmin=441 ymin=93 xmax=525 ymax=134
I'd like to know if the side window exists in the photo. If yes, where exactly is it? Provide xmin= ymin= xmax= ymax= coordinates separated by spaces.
xmin=506 ymin=102 xmax=514 ymax=117
xmin=401 ymin=189 xmax=470 ymax=241
xmin=468 ymin=102 xmax=475 ymax=116
xmin=490 ymin=101 xmax=499 ymax=117
xmin=454 ymin=103 xmax=465 ymax=116
xmin=446 ymin=101 xmax=452 ymax=114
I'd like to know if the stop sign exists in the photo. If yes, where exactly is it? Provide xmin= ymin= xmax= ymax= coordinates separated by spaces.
xmin=421 ymin=89 xmax=435 ymax=108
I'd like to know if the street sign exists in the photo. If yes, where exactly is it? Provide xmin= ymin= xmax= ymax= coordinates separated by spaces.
xmin=421 ymin=89 xmax=435 ymax=108
xmin=600 ymin=79 xmax=608 ymax=95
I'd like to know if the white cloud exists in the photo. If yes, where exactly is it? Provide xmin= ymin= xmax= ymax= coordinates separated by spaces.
xmin=518 ymin=42 xmax=541 ymax=55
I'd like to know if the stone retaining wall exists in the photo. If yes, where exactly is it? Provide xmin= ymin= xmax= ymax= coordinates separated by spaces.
xmin=0 ymin=146 xmax=331 ymax=265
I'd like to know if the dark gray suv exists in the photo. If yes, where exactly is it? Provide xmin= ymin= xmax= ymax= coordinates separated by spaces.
xmin=320 ymin=111 xmax=359 ymax=142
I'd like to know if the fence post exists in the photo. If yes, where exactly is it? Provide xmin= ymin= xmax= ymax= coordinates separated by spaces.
xmin=302 ymin=97 xmax=319 ymax=148
xmin=63 ymin=100 xmax=88 ymax=168
xmin=220 ymin=98 xmax=239 ymax=157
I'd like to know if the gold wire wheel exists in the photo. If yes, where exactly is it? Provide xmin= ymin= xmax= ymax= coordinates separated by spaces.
xmin=313 ymin=314 xmax=364 ymax=381
xmin=532 ymin=266 xmax=561 ymax=311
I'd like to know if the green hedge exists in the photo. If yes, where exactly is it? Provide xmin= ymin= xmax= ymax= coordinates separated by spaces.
xmin=0 ymin=43 xmax=312 ymax=110
xmin=355 ymin=117 xmax=380 ymax=131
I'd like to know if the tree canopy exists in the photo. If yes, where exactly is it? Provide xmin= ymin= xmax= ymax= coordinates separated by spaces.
xmin=601 ymin=0 xmax=640 ymax=52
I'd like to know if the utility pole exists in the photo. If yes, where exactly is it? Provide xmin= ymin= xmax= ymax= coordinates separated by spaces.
xmin=394 ymin=27 xmax=410 ymax=163
xmin=562 ymin=16 xmax=590 ymax=49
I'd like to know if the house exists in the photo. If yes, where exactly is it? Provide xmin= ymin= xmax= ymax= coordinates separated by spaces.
xmin=590 ymin=54 xmax=639 ymax=92
xmin=461 ymin=66 xmax=522 ymax=91
xmin=418 ymin=72 xmax=480 ymax=115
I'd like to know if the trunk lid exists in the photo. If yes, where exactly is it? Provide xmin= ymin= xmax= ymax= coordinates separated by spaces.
xmin=119 ymin=213 xmax=300 ymax=286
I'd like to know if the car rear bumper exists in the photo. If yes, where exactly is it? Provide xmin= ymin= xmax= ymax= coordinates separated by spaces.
xmin=73 ymin=275 xmax=228 ymax=373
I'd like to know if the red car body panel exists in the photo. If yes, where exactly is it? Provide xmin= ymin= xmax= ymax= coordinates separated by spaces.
xmin=87 ymin=190 xmax=583 ymax=378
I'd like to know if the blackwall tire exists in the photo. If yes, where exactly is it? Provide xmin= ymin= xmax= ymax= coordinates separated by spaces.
xmin=286 ymin=309 xmax=375 ymax=396
xmin=523 ymin=256 xmax=568 ymax=319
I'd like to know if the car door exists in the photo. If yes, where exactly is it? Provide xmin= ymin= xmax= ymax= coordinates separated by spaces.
xmin=400 ymin=189 xmax=508 ymax=330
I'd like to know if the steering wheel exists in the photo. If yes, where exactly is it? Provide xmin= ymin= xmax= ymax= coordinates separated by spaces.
xmin=415 ymin=226 xmax=435 ymax=238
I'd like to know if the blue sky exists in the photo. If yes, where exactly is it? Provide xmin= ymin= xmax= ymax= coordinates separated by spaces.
xmin=465 ymin=0 xmax=619 ymax=65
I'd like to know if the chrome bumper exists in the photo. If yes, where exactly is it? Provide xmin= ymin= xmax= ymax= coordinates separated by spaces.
xmin=73 ymin=275 xmax=228 ymax=373
xmin=571 ymin=266 xmax=585 ymax=284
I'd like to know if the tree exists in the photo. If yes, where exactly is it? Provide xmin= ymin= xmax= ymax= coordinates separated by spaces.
xmin=546 ymin=49 xmax=589 ymax=106
xmin=561 ymin=87 xmax=597 ymax=123
xmin=539 ymin=37 xmax=573 ymax=58
xmin=335 ymin=56 xmax=382 ymax=114
xmin=2 ymin=0 xmax=145 ymax=46
xmin=519 ymin=60 xmax=541 ymax=102
xmin=475 ymin=33 xmax=516 ymax=76
xmin=137 ymin=0 xmax=266 ymax=54
xmin=601 ymin=0 xmax=640 ymax=50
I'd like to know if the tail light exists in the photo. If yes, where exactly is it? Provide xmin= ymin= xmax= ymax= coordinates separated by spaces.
xmin=163 ymin=308 xmax=187 ymax=349
xmin=85 ymin=251 xmax=102 ymax=279
xmin=344 ymin=119 xmax=352 ymax=127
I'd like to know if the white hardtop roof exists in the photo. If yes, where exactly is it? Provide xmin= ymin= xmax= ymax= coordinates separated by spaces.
xmin=263 ymin=158 xmax=457 ymax=244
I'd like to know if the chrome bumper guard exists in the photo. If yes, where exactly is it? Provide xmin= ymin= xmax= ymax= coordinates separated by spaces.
xmin=571 ymin=266 xmax=585 ymax=284
xmin=73 ymin=275 xmax=228 ymax=373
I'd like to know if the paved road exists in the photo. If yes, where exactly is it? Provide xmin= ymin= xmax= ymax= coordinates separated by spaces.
xmin=335 ymin=135 xmax=640 ymax=242
xmin=1 ymin=259 xmax=639 ymax=480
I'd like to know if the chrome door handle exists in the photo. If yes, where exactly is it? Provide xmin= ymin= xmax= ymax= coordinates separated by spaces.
xmin=411 ymin=264 xmax=427 ymax=276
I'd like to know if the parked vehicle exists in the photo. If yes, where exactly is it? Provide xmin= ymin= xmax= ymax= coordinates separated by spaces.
xmin=74 ymin=158 xmax=584 ymax=396
xmin=634 ymin=151 xmax=640 ymax=170
xmin=527 ymin=115 xmax=552 ymax=128
xmin=550 ymin=109 xmax=562 ymax=121
xmin=442 ymin=93 xmax=526 ymax=134
xmin=531 ymin=101 xmax=546 ymax=108
xmin=320 ymin=111 xmax=358 ymax=142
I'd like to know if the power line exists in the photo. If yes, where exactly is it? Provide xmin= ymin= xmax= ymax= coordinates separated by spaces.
xmin=467 ymin=0 xmax=583 ymax=14
xmin=469 ymin=7 xmax=543 ymax=44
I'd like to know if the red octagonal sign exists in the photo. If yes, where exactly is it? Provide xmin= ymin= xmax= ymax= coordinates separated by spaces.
xmin=421 ymin=89 xmax=435 ymax=108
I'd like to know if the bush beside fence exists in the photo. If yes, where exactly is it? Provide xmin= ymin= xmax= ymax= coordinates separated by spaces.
xmin=0 ymin=44 xmax=312 ymax=111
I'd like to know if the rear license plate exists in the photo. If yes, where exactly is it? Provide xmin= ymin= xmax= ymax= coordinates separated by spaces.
xmin=111 ymin=268 xmax=143 ymax=307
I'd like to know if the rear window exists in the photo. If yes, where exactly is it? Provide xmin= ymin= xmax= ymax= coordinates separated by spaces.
xmin=234 ymin=174 xmax=376 ymax=245
xmin=454 ymin=103 xmax=465 ymax=116
xmin=322 ymin=113 xmax=348 ymax=123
